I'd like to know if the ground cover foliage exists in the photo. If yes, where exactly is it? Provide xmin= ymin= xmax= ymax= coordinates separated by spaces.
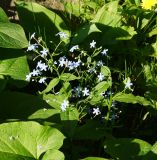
xmin=0 ymin=0 xmax=157 ymax=159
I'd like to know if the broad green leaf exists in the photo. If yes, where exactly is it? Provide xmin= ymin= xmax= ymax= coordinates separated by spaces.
xmin=0 ymin=22 xmax=28 ymax=48
xmin=16 ymin=2 xmax=70 ymax=45
xmin=141 ymin=141 xmax=157 ymax=160
xmin=28 ymin=108 xmax=60 ymax=120
xmin=92 ymin=1 xmax=121 ymax=27
xmin=94 ymin=81 xmax=111 ymax=92
xmin=88 ymin=81 xmax=111 ymax=105
xmin=60 ymin=73 xmax=80 ymax=81
xmin=113 ymin=93 xmax=151 ymax=106
xmin=115 ymin=26 xmax=136 ymax=40
xmin=105 ymin=138 xmax=152 ymax=160
xmin=64 ymin=2 xmax=83 ymax=17
xmin=42 ymin=78 xmax=60 ymax=94
xmin=72 ymin=23 xmax=101 ymax=44
xmin=42 ymin=149 xmax=64 ymax=160
xmin=148 ymin=28 xmax=157 ymax=37
xmin=151 ymin=142 xmax=157 ymax=154
xmin=60 ymin=107 xmax=79 ymax=137
xmin=101 ymin=66 xmax=111 ymax=77
xmin=88 ymin=95 xmax=108 ymax=106
xmin=0 ymin=91 xmax=50 ymax=120
xmin=43 ymin=94 xmax=66 ymax=110
xmin=0 ymin=51 xmax=29 ymax=81
xmin=81 ymin=157 xmax=110 ymax=160
xmin=0 ymin=121 xmax=65 ymax=159
xmin=143 ymin=64 xmax=153 ymax=82
xmin=0 ymin=7 xmax=9 ymax=22
xmin=74 ymin=120 xmax=109 ymax=140
xmin=134 ymin=0 xmax=141 ymax=6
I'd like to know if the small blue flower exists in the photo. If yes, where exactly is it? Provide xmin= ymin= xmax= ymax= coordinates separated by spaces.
xmin=90 ymin=40 xmax=96 ymax=48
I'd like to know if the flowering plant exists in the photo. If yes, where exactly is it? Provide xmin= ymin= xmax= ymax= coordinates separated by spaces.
xmin=0 ymin=0 xmax=157 ymax=159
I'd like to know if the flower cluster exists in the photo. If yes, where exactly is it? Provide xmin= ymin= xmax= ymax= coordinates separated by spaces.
xmin=25 ymin=31 xmax=130 ymax=122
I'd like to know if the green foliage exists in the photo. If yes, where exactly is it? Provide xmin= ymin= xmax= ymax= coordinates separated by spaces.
xmin=0 ymin=22 xmax=28 ymax=49
xmin=42 ymin=149 xmax=64 ymax=160
xmin=0 ymin=7 xmax=28 ymax=48
xmin=81 ymin=157 xmax=110 ymax=160
xmin=60 ymin=107 xmax=79 ymax=137
xmin=0 ymin=7 xmax=9 ymax=23
xmin=60 ymin=73 xmax=80 ymax=81
xmin=0 ymin=49 xmax=29 ymax=81
xmin=0 ymin=121 xmax=64 ymax=160
xmin=113 ymin=93 xmax=151 ymax=106
xmin=105 ymin=138 xmax=152 ymax=160
xmin=0 ymin=0 xmax=157 ymax=159
xmin=0 ymin=91 xmax=49 ymax=120
xmin=41 ymin=78 xmax=60 ymax=94
xmin=74 ymin=120 xmax=108 ymax=140
xmin=15 ymin=1 xmax=70 ymax=46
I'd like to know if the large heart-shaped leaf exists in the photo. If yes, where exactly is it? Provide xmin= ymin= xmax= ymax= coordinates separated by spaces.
xmin=0 ymin=121 xmax=65 ymax=160
xmin=0 ymin=91 xmax=50 ymax=120
xmin=0 ymin=22 xmax=28 ymax=48
xmin=74 ymin=120 xmax=108 ymax=140
xmin=0 ymin=50 xmax=29 ymax=81
xmin=105 ymin=138 xmax=152 ymax=160
xmin=16 ymin=2 xmax=70 ymax=45
xmin=60 ymin=107 xmax=79 ymax=137
xmin=72 ymin=23 xmax=101 ymax=44
xmin=42 ymin=149 xmax=64 ymax=160
xmin=0 ymin=7 xmax=9 ymax=23
xmin=92 ymin=1 xmax=121 ymax=27
xmin=43 ymin=93 xmax=66 ymax=110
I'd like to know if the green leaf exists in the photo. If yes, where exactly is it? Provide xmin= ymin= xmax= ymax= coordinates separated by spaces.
xmin=0 ymin=121 xmax=65 ymax=159
xmin=81 ymin=157 xmax=110 ymax=160
xmin=42 ymin=149 xmax=64 ymax=160
xmin=151 ymin=142 xmax=157 ymax=154
xmin=140 ymin=141 xmax=157 ymax=159
xmin=60 ymin=73 xmax=80 ymax=81
xmin=28 ymin=108 xmax=60 ymax=120
xmin=0 ymin=7 xmax=9 ymax=23
xmin=113 ymin=93 xmax=151 ymax=106
xmin=94 ymin=81 xmax=111 ymax=92
xmin=0 ymin=51 xmax=29 ymax=81
xmin=105 ymin=138 xmax=152 ymax=160
xmin=43 ymin=94 xmax=66 ymax=110
xmin=0 ymin=91 xmax=50 ymax=120
xmin=72 ymin=23 xmax=101 ymax=44
xmin=92 ymin=1 xmax=121 ymax=27
xmin=16 ymin=2 xmax=70 ymax=45
xmin=0 ymin=22 xmax=28 ymax=48
xmin=42 ymin=78 xmax=60 ymax=94
xmin=88 ymin=81 xmax=111 ymax=105
xmin=148 ymin=27 xmax=157 ymax=37
xmin=64 ymin=2 xmax=83 ymax=17
xmin=143 ymin=64 xmax=153 ymax=82
xmin=60 ymin=107 xmax=79 ymax=137
xmin=101 ymin=66 xmax=111 ymax=77
xmin=59 ymin=82 xmax=72 ymax=97
xmin=74 ymin=120 xmax=108 ymax=140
